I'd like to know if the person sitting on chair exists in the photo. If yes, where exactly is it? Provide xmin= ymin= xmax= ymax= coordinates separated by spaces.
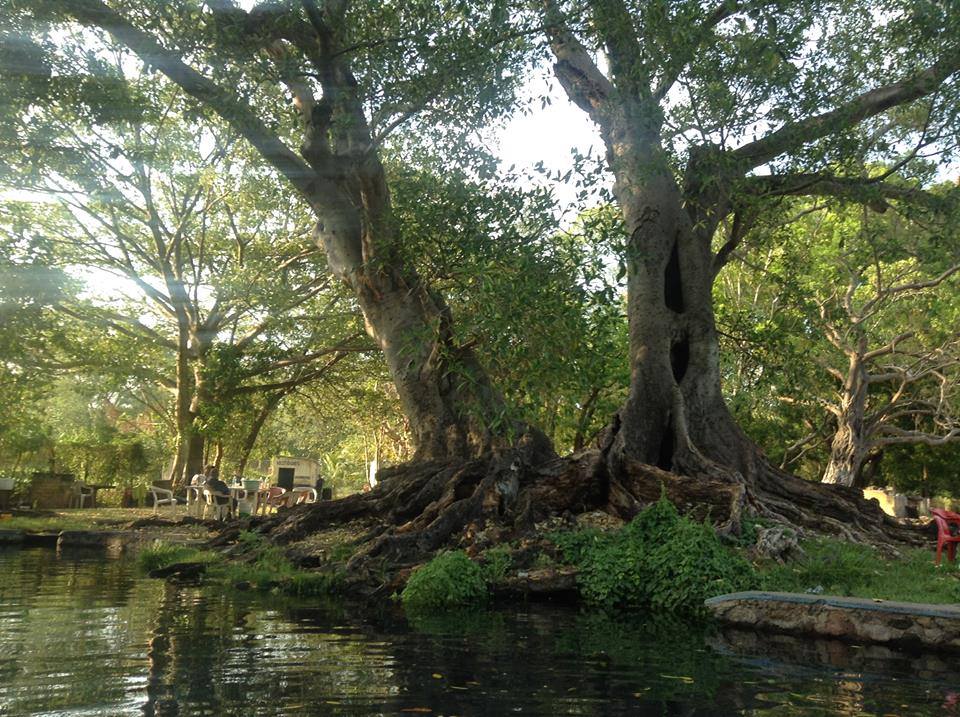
xmin=203 ymin=466 xmax=234 ymax=512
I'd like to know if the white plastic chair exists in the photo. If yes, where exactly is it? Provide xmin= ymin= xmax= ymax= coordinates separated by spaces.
xmin=69 ymin=483 xmax=93 ymax=509
xmin=202 ymin=488 xmax=230 ymax=521
xmin=149 ymin=485 xmax=176 ymax=513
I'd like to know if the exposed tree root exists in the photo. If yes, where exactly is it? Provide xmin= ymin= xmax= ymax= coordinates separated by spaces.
xmin=239 ymin=425 xmax=927 ymax=589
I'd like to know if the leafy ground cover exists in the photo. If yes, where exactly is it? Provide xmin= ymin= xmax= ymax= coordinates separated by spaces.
xmin=399 ymin=498 xmax=959 ymax=614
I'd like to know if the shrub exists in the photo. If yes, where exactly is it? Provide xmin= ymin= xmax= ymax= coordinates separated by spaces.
xmin=642 ymin=518 xmax=755 ymax=613
xmin=552 ymin=494 xmax=756 ymax=614
xmin=401 ymin=550 xmax=488 ymax=611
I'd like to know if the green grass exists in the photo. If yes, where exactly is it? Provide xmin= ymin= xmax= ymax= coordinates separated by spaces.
xmin=0 ymin=507 xmax=205 ymax=534
xmin=758 ymin=538 xmax=960 ymax=604
xmin=0 ymin=515 xmax=102 ymax=532
xmin=137 ymin=541 xmax=218 ymax=573
xmin=208 ymin=531 xmax=344 ymax=597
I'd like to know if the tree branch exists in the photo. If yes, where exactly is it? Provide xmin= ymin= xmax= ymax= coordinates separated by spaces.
xmin=59 ymin=0 xmax=318 ymax=200
xmin=542 ymin=0 xmax=615 ymax=120
xmin=732 ymin=51 xmax=960 ymax=169
xmin=742 ymin=172 xmax=953 ymax=213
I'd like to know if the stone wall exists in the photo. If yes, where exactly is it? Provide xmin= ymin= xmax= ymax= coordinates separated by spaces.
xmin=706 ymin=591 xmax=960 ymax=651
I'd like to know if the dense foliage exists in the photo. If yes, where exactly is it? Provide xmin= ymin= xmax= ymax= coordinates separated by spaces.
xmin=400 ymin=550 xmax=489 ymax=611
xmin=0 ymin=0 xmax=958 ymax=495
xmin=553 ymin=496 xmax=756 ymax=614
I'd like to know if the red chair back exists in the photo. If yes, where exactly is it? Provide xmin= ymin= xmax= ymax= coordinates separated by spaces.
xmin=932 ymin=508 xmax=960 ymax=529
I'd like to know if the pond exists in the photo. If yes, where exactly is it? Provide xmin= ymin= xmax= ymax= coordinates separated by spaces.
xmin=1 ymin=547 xmax=958 ymax=716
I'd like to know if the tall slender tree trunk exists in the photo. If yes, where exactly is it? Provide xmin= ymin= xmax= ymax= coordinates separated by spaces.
xmin=823 ymin=351 xmax=871 ymax=487
xmin=235 ymin=393 xmax=283 ymax=476
xmin=171 ymin=338 xmax=194 ymax=487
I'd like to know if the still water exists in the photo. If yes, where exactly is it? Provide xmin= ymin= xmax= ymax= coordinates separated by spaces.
xmin=1 ymin=547 xmax=958 ymax=716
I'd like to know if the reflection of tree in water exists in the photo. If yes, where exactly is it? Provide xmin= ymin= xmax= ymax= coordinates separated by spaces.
xmin=139 ymin=588 xmax=404 ymax=715
xmin=142 ymin=583 xmax=255 ymax=716
xmin=6 ymin=548 xmax=960 ymax=716
xmin=381 ymin=607 xmax=751 ymax=716
xmin=0 ymin=549 xmax=157 ymax=715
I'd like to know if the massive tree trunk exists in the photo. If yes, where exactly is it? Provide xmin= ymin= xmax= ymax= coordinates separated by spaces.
xmin=312 ymin=170 xmax=523 ymax=461
xmin=608 ymin=141 xmax=747 ymax=478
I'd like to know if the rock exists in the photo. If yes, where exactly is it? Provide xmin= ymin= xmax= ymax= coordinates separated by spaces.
xmin=575 ymin=510 xmax=625 ymax=531
xmin=706 ymin=591 xmax=960 ymax=651
xmin=0 ymin=529 xmax=24 ymax=544
xmin=753 ymin=526 xmax=803 ymax=563
xmin=497 ymin=565 xmax=579 ymax=596
xmin=149 ymin=561 xmax=208 ymax=582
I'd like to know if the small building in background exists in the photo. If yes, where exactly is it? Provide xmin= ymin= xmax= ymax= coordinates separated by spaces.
xmin=863 ymin=486 xmax=931 ymax=519
xmin=267 ymin=456 xmax=321 ymax=490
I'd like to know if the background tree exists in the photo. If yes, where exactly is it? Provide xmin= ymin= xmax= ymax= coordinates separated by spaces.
xmin=716 ymin=197 xmax=960 ymax=488
xmin=0 ymin=65 xmax=367 ymax=485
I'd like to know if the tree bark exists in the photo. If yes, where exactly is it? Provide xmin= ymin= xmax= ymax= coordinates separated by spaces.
xmin=822 ymin=349 xmax=871 ymax=487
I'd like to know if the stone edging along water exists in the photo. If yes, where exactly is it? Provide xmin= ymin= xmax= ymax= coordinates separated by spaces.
xmin=0 ymin=527 xmax=203 ymax=551
xmin=706 ymin=591 xmax=960 ymax=651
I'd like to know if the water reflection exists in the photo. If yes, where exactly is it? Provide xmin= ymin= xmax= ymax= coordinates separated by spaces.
xmin=1 ymin=547 xmax=958 ymax=716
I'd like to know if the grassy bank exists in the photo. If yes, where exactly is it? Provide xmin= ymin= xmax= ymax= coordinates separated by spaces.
xmin=139 ymin=531 xmax=344 ymax=598
xmin=758 ymin=538 xmax=960 ymax=604
xmin=401 ymin=497 xmax=959 ymax=614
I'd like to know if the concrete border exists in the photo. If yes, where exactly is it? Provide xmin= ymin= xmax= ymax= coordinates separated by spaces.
xmin=706 ymin=591 xmax=960 ymax=650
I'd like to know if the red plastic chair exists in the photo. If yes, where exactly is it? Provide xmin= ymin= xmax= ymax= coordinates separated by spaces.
xmin=264 ymin=486 xmax=288 ymax=512
xmin=931 ymin=508 xmax=960 ymax=565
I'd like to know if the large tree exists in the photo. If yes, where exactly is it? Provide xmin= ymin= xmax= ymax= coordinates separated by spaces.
xmin=540 ymin=0 xmax=960 ymax=533
xmin=4 ymin=0 xmax=551 ymax=463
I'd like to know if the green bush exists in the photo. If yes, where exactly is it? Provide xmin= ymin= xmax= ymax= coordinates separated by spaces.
xmin=552 ymin=494 xmax=756 ymax=614
xmin=401 ymin=550 xmax=488 ymax=611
